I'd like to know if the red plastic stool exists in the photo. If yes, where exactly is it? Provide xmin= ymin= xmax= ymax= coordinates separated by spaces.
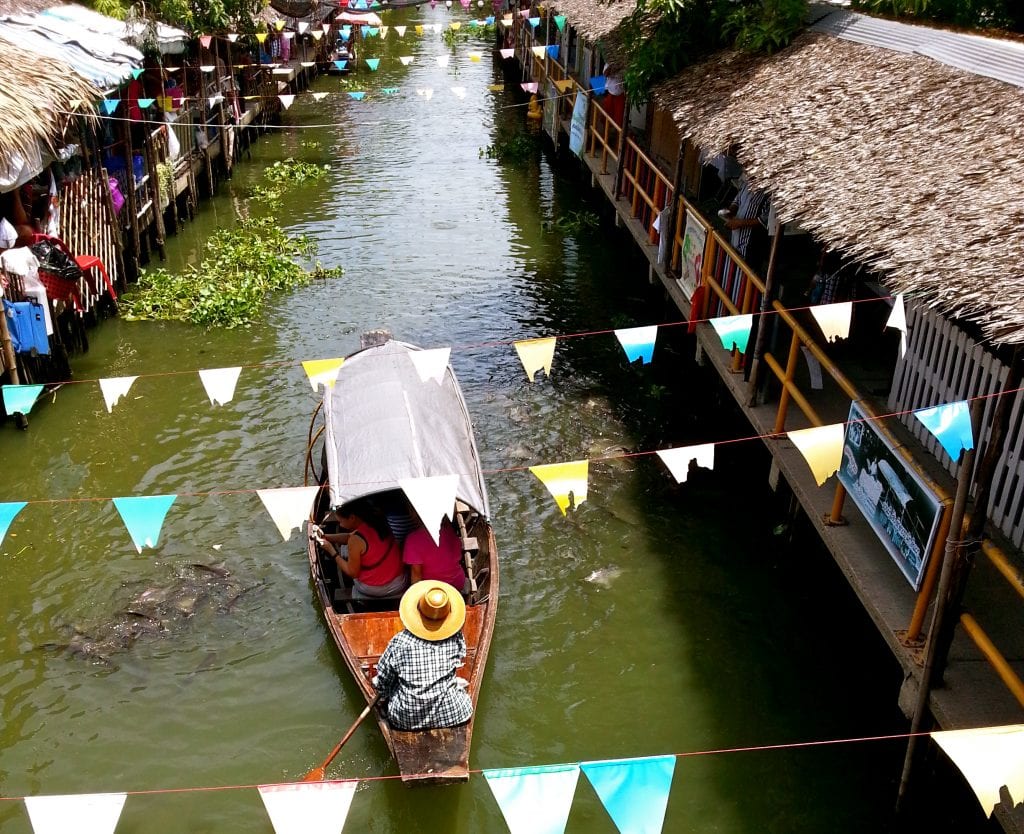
xmin=74 ymin=254 xmax=117 ymax=301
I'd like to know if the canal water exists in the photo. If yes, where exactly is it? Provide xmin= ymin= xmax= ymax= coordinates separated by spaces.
xmin=0 ymin=9 xmax=987 ymax=833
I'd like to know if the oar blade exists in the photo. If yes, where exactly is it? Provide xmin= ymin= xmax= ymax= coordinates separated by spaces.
xmin=302 ymin=765 xmax=327 ymax=782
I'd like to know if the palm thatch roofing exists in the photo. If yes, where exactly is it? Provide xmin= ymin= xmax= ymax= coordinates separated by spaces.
xmin=652 ymin=30 xmax=1024 ymax=345
xmin=547 ymin=0 xmax=635 ymax=53
xmin=0 ymin=33 xmax=94 ymax=177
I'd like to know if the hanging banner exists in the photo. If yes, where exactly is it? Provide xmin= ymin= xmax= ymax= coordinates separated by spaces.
xmin=932 ymin=725 xmax=1024 ymax=815
xmin=709 ymin=314 xmax=752 ymax=354
xmin=529 ymin=460 xmax=589 ymax=515
xmin=809 ymin=301 xmax=852 ymax=343
xmin=302 ymin=358 xmax=345 ymax=390
xmin=484 ymin=764 xmax=580 ymax=834
xmin=886 ymin=293 xmax=908 ymax=358
xmin=399 ymin=474 xmax=458 ymax=545
xmin=24 ymin=793 xmax=127 ymax=834
xmin=838 ymin=401 xmax=946 ymax=590
xmin=677 ymin=214 xmax=706 ymax=300
xmin=786 ymin=424 xmax=845 ymax=487
xmin=257 ymin=486 xmax=320 ymax=541
xmin=409 ymin=348 xmax=450 ymax=383
xmin=568 ymin=91 xmax=587 ymax=156
xmin=656 ymin=444 xmax=715 ymax=483
xmin=198 ymin=367 xmax=242 ymax=406
xmin=913 ymin=400 xmax=974 ymax=462
xmin=514 ymin=337 xmax=556 ymax=382
xmin=112 ymin=495 xmax=177 ymax=553
xmin=0 ymin=500 xmax=27 ymax=549
xmin=581 ymin=755 xmax=676 ymax=834
xmin=257 ymin=781 xmax=358 ymax=834
xmin=99 ymin=376 xmax=138 ymax=413
xmin=614 ymin=326 xmax=658 ymax=365
xmin=2 ymin=383 xmax=44 ymax=416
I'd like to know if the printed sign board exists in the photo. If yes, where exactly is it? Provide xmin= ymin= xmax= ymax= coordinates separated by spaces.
xmin=677 ymin=213 xmax=706 ymax=300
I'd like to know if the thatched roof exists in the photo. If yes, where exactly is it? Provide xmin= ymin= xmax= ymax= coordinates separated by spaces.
xmin=0 ymin=33 xmax=94 ymax=176
xmin=547 ymin=0 xmax=634 ymax=51
xmin=652 ymin=30 xmax=1024 ymax=345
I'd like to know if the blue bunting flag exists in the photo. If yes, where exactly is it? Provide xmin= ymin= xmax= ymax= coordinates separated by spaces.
xmin=581 ymin=755 xmax=676 ymax=834
xmin=112 ymin=495 xmax=177 ymax=553
xmin=913 ymin=400 xmax=974 ymax=461
xmin=0 ymin=501 xmax=28 ymax=549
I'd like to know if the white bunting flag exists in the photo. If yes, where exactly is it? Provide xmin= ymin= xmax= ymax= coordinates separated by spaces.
xmin=514 ymin=337 xmax=556 ymax=382
xmin=208 ymin=94 xmax=223 ymax=108
xmin=312 ymin=92 xmax=329 ymax=101
xmin=227 ymin=32 xmax=239 ymax=42
xmin=787 ymin=423 xmax=845 ymax=486
xmin=282 ymin=31 xmax=294 ymax=39
xmin=302 ymin=358 xmax=345 ymax=390
xmin=298 ymin=21 xmax=309 ymax=33
xmin=399 ymin=56 xmax=414 ymax=65
xmin=394 ymin=25 xmax=407 ymax=36
xmin=198 ymin=367 xmax=242 ymax=406
xmin=99 ymin=376 xmax=138 ymax=413
xmin=532 ymin=45 xmax=547 ymax=57
xmin=312 ymin=30 xmax=323 ymax=40
xmin=886 ymin=293 xmax=908 ymax=358
xmin=809 ymin=301 xmax=852 ymax=343
xmin=279 ymin=94 xmax=295 ymax=109
xmin=484 ymin=765 xmax=580 ymax=834
xmin=500 ymin=48 xmax=514 ymax=59
xmin=416 ymin=88 xmax=434 ymax=100
xmin=399 ymin=475 xmax=459 ymax=545
xmin=656 ymin=444 xmax=715 ymax=483
xmin=451 ymin=86 xmax=467 ymax=99
xmin=436 ymin=55 xmax=449 ymax=67
xmin=380 ymin=25 xmax=389 ymax=38
xmin=24 ymin=793 xmax=127 ymax=834
xmin=932 ymin=724 xmax=1024 ymax=815
xmin=301 ymin=61 xmax=316 ymax=67
xmin=258 ymin=781 xmax=358 ymax=834
xmin=409 ymin=347 xmax=451 ymax=383
xmin=200 ymin=64 xmax=215 ymax=72
xmin=257 ymin=486 xmax=320 ymax=541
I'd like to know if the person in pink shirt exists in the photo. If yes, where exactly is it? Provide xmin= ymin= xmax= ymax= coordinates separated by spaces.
xmin=402 ymin=518 xmax=469 ymax=594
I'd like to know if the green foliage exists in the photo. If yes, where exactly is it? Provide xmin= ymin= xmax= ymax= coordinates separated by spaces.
xmin=92 ymin=0 xmax=129 ymax=19
xmin=263 ymin=158 xmax=330 ymax=185
xmin=726 ymin=0 xmax=807 ymax=52
xmin=155 ymin=162 xmax=174 ymax=208
xmin=247 ymin=183 xmax=284 ymax=207
xmin=851 ymin=0 xmax=1023 ymax=31
xmin=125 ymin=0 xmax=267 ymax=37
xmin=545 ymin=210 xmax=601 ymax=234
xmin=442 ymin=22 xmax=496 ymax=47
xmin=121 ymin=217 xmax=342 ymax=327
xmin=481 ymin=128 xmax=538 ymax=162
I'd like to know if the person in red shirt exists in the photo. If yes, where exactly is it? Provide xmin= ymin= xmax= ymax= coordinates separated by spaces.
xmin=314 ymin=499 xmax=408 ymax=599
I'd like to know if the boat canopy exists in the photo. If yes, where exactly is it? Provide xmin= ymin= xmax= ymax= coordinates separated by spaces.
xmin=323 ymin=340 xmax=490 ymax=518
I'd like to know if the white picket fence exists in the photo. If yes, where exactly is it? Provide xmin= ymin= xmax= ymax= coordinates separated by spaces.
xmin=888 ymin=301 xmax=1024 ymax=549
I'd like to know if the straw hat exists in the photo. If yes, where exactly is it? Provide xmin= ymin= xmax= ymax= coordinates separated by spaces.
xmin=399 ymin=580 xmax=466 ymax=642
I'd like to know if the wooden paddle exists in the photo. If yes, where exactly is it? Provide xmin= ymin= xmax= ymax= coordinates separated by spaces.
xmin=303 ymin=695 xmax=381 ymax=781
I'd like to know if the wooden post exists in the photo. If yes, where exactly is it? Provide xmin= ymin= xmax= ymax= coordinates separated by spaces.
xmin=772 ymin=330 xmax=801 ymax=434
xmin=118 ymin=117 xmax=142 ymax=279
xmin=664 ymin=144 xmax=685 ymax=274
xmin=745 ymin=218 xmax=782 ymax=403
xmin=143 ymin=131 xmax=166 ymax=260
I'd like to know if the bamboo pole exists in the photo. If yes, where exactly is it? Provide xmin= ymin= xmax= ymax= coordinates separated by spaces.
xmin=745 ymin=219 xmax=782 ymax=404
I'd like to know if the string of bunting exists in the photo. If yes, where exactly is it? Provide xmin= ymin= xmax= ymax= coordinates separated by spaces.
xmin=0 ymin=294 xmax=992 ymax=552
xmin=3 ymin=725 xmax=1021 ymax=832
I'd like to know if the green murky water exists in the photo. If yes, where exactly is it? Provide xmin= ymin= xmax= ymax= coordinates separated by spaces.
xmin=0 ymin=8 xmax=979 ymax=833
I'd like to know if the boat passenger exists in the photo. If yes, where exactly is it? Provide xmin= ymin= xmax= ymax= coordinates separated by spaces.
xmin=372 ymin=580 xmax=472 ymax=731
xmin=316 ymin=499 xmax=408 ymax=600
xmin=402 ymin=517 xmax=470 ymax=594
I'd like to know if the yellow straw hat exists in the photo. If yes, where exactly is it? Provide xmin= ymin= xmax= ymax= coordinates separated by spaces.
xmin=399 ymin=580 xmax=466 ymax=642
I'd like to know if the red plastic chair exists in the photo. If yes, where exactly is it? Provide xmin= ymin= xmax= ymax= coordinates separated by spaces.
xmin=30 ymin=233 xmax=117 ymax=308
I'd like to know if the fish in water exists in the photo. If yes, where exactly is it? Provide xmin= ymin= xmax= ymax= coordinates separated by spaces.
xmin=584 ymin=566 xmax=623 ymax=588
xmin=42 ymin=562 xmax=261 ymax=665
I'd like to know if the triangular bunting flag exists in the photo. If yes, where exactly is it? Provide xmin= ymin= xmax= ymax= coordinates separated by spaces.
xmin=531 ymin=46 xmax=546 ymax=57
xmin=415 ymin=24 xmax=424 ymax=35
xmin=451 ymin=86 xmax=467 ymax=99
xmin=394 ymin=25 xmax=406 ymax=36
xmin=913 ymin=400 xmax=974 ymax=461
xmin=519 ymin=9 xmax=530 ymax=16
xmin=24 ymin=793 xmax=127 ymax=834
xmin=417 ymin=88 xmax=434 ymax=100
xmin=360 ymin=25 xmax=369 ymax=36
xmin=520 ymin=82 xmax=539 ymax=94
xmin=886 ymin=293 xmax=908 ymax=358
xmin=932 ymin=724 xmax=1024 ymax=815
xmin=256 ymin=32 xmax=268 ymax=43
xmin=348 ymin=91 xmax=366 ymax=101
xmin=275 ymin=18 xmax=286 ymax=29
xmin=99 ymin=376 xmax=137 ymax=413
xmin=502 ymin=14 xmax=514 ymax=23
xmin=322 ymin=22 xmax=331 ymax=32
xmin=101 ymin=99 xmax=119 ymax=115
xmin=469 ymin=51 xmax=482 ymax=61
xmin=514 ymin=337 xmax=556 ymax=382
xmin=399 ymin=475 xmax=458 ymax=545
xmin=2 ymin=383 xmax=44 ymax=416
xmin=258 ymin=781 xmax=358 ymax=834
xmin=484 ymin=765 xmax=580 ymax=834
xmin=340 ymin=29 xmax=350 ymax=41
xmin=529 ymin=460 xmax=588 ymax=515
xmin=614 ymin=325 xmax=658 ymax=365
xmin=399 ymin=56 xmax=414 ymax=65
xmin=131 ymin=67 xmax=144 ymax=79
xmin=257 ymin=486 xmax=320 ymax=541
xmin=301 ymin=61 xmax=316 ymax=67
xmin=380 ymin=25 xmax=389 ymax=38
xmin=301 ymin=358 xmax=345 ymax=390
xmin=298 ymin=21 xmax=309 ymax=33
xmin=112 ymin=495 xmax=177 ymax=553
xmin=365 ymin=58 xmax=380 ymax=71
xmin=450 ymin=21 xmax=462 ymax=30
xmin=809 ymin=301 xmax=852 ymax=343
xmin=137 ymin=97 xmax=155 ymax=108
xmin=436 ymin=55 xmax=449 ymax=67
xmin=198 ymin=367 xmax=242 ymax=406
xmin=528 ymin=16 xmax=540 ymax=26
xmin=68 ymin=98 xmax=82 ymax=109
xmin=787 ymin=423 xmax=845 ymax=486
xmin=488 ymin=83 xmax=504 ymax=91
xmin=200 ymin=64 xmax=215 ymax=73
xmin=0 ymin=501 xmax=27 ymax=549
xmin=312 ymin=30 xmax=323 ymax=40
xmin=409 ymin=347 xmax=451 ymax=383
xmin=581 ymin=756 xmax=676 ymax=834
xmin=279 ymin=94 xmax=295 ymax=109
xmin=656 ymin=444 xmax=715 ymax=483
xmin=334 ymin=60 xmax=348 ymax=71
xmin=589 ymin=75 xmax=606 ymax=95
xmin=554 ymin=79 xmax=573 ymax=92
xmin=312 ymin=92 xmax=329 ymax=101
xmin=199 ymin=34 xmax=212 ymax=48
xmin=554 ymin=14 xmax=566 ymax=30
xmin=282 ymin=31 xmax=294 ymax=40
xmin=709 ymin=314 xmax=753 ymax=354
xmin=485 ymin=16 xmax=495 ymax=24
xmin=208 ymin=94 xmax=223 ymax=108
xmin=500 ymin=48 xmax=514 ymax=59
xmin=227 ymin=32 xmax=239 ymax=42
xmin=381 ymin=87 xmax=399 ymax=95
xmin=546 ymin=44 xmax=559 ymax=59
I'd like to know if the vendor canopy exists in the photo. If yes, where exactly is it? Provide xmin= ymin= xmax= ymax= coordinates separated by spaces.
xmin=40 ymin=4 xmax=189 ymax=55
xmin=323 ymin=340 xmax=490 ymax=518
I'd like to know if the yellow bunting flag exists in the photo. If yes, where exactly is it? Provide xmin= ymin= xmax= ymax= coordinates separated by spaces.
xmin=68 ymin=99 xmax=82 ymax=109
xmin=531 ymin=45 xmax=546 ymax=57
xmin=932 ymin=725 xmax=1024 ymax=815
xmin=809 ymin=301 xmax=852 ymax=343
xmin=469 ymin=51 xmax=482 ymax=61
xmin=302 ymin=358 xmax=345 ymax=391
xmin=487 ymin=84 xmax=504 ymax=91
xmin=415 ymin=24 xmax=424 ymax=35
xmin=256 ymin=32 xmax=268 ymax=43
xmin=530 ymin=460 xmax=589 ymax=515
xmin=786 ymin=423 xmax=845 ymax=486
xmin=450 ymin=21 xmax=462 ymax=30
xmin=275 ymin=18 xmax=285 ymax=30
xmin=514 ymin=337 xmax=556 ymax=382
xmin=554 ymin=79 xmax=573 ymax=92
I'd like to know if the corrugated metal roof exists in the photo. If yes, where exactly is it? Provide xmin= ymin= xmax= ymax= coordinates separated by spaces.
xmin=810 ymin=6 xmax=1024 ymax=89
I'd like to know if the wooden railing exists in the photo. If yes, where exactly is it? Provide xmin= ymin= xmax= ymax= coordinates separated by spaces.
xmin=619 ymin=138 xmax=674 ymax=245
xmin=585 ymin=97 xmax=621 ymax=174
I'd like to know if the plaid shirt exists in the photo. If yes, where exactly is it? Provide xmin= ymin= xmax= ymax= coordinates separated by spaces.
xmin=373 ymin=630 xmax=472 ymax=731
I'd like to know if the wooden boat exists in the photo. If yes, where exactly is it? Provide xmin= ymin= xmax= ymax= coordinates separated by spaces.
xmin=305 ymin=336 xmax=498 ymax=784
